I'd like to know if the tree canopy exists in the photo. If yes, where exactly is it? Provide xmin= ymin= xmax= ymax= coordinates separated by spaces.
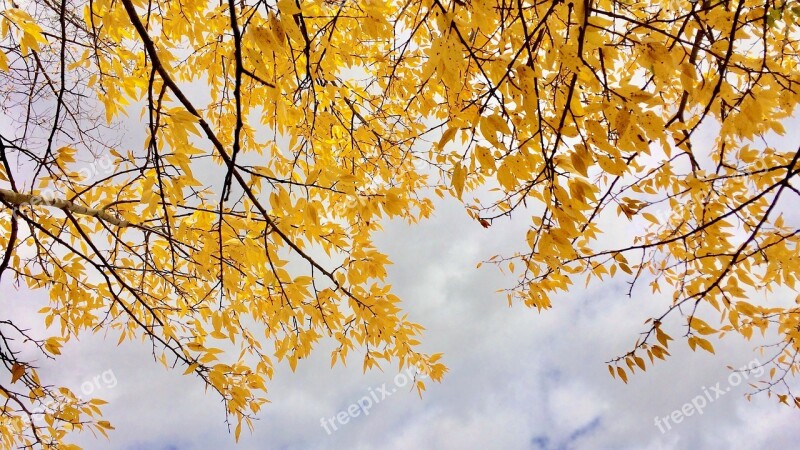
xmin=1 ymin=0 xmax=799 ymax=446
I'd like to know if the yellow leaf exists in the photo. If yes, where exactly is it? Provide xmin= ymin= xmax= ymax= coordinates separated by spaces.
xmin=451 ymin=163 xmax=466 ymax=199
xmin=617 ymin=367 xmax=628 ymax=383
xmin=416 ymin=380 xmax=426 ymax=398
xmin=642 ymin=212 xmax=659 ymax=224
xmin=694 ymin=337 xmax=715 ymax=354
xmin=475 ymin=145 xmax=495 ymax=171
xmin=569 ymin=146 xmax=589 ymax=177
xmin=437 ymin=127 xmax=458 ymax=149
xmin=186 ymin=342 xmax=204 ymax=352
xmin=486 ymin=113 xmax=511 ymax=135
xmin=689 ymin=317 xmax=716 ymax=335
xmin=276 ymin=0 xmax=301 ymax=15
xmin=44 ymin=338 xmax=62 ymax=355
xmin=10 ymin=363 xmax=24 ymax=384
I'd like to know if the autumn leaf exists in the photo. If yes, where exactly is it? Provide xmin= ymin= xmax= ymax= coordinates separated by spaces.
xmin=10 ymin=364 xmax=25 ymax=384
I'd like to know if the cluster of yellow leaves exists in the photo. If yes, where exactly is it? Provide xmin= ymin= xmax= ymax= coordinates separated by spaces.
xmin=436 ymin=0 xmax=800 ymax=390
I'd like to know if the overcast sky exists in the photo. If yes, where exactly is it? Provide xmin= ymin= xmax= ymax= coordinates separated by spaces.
xmin=4 ymin=177 xmax=800 ymax=449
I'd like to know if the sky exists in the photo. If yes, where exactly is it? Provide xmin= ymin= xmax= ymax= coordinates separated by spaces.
xmin=3 ymin=183 xmax=800 ymax=450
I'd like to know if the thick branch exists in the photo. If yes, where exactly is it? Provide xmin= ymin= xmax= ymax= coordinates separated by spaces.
xmin=0 ymin=188 xmax=130 ymax=227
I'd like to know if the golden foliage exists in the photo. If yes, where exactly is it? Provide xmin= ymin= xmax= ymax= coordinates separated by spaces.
xmin=1 ymin=0 xmax=799 ymax=445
